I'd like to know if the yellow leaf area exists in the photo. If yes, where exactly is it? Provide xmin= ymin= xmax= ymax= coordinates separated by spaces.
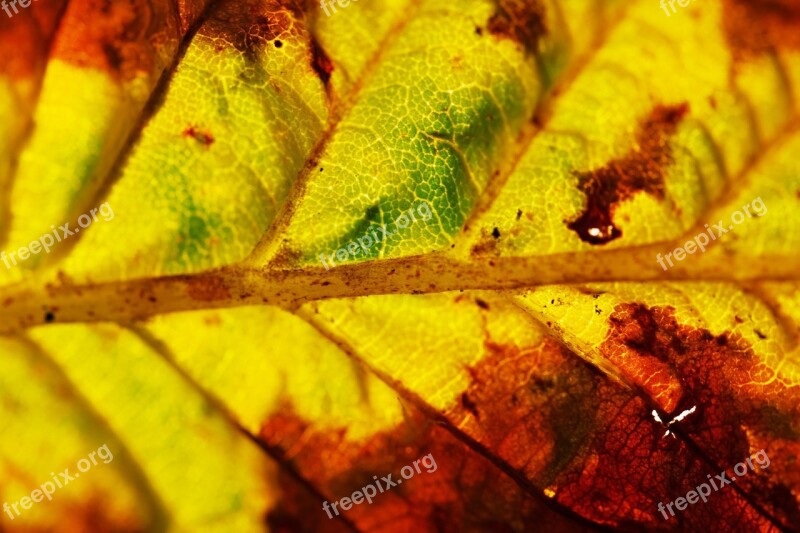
xmin=0 ymin=0 xmax=799 ymax=530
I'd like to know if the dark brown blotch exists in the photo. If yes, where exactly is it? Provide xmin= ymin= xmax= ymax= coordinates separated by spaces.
xmin=722 ymin=0 xmax=800 ymax=61
xmin=567 ymin=103 xmax=689 ymax=245
xmin=487 ymin=0 xmax=546 ymax=55
xmin=461 ymin=392 xmax=480 ymax=418
xmin=309 ymin=35 xmax=334 ymax=86
xmin=201 ymin=0 xmax=304 ymax=58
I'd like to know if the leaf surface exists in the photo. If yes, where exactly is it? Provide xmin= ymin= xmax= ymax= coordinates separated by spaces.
xmin=1 ymin=0 xmax=799 ymax=531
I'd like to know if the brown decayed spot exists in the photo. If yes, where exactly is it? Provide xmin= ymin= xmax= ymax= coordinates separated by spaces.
xmin=201 ymin=0 xmax=303 ymax=59
xmin=602 ymin=303 xmax=800 ymax=527
xmin=182 ymin=125 xmax=214 ymax=147
xmin=201 ymin=0 xmax=332 ymax=85
xmin=50 ymin=0 xmax=180 ymax=82
xmin=186 ymin=275 xmax=230 ymax=301
xmin=487 ymin=0 xmax=546 ymax=56
xmin=260 ymin=405 xmax=580 ymax=530
xmin=567 ymin=103 xmax=689 ymax=245
xmin=460 ymin=392 xmax=479 ymax=419
xmin=460 ymin=337 xmax=597 ymax=479
xmin=470 ymin=227 xmax=499 ymax=256
xmin=454 ymin=334 xmax=772 ymax=528
xmin=721 ymin=0 xmax=800 ymax=61
xmin=309 ymin=35 xmax=334 ymax=86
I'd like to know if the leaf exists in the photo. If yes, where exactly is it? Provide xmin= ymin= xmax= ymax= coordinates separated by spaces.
xmin=143 ymin=306 xmax=592 ymax=530
xmin=1 ymin=0 xmax=799 ymax=531
xmin=7 ymin=0 xmax=210 ymax=262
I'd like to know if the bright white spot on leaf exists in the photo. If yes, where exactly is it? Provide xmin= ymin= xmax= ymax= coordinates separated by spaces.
xmin=652 ymin=406 xmax=697 ymax=438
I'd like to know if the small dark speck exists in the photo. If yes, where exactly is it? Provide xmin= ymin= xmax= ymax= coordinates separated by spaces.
xmin=491 ymin=227 xmax=501 ymax=239
xmin=183 ymin=126 xmax=214 ymax=147
xmin=516 ymin=209 xmax=523 ymax=220
xmin=461 ymin=393 xmax=479 ymax=418
xmin=274 ymin=40 xmax=283 ymax=48
xmin=530 ymin=375 xmax=555 ymax=390
xmin=319 ymin=167 xmax=324 ymax=172
xmin=476 ymin=299 xmax=489 ymax=310
xmin=44 ymin=312 xmax=55 ymax=323
xmin=550 ymin=299 xmax=554 ymax=304
xmin=754 ymin=329 xmax=767 ymax=340
xmin=475 ymin=26 xmax=483 ymax=36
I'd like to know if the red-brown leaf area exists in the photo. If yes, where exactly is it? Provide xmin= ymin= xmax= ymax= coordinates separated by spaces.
xmin=266 ymin=472 xmax=354 ymax=533
xmin=201 ymin=0 xmax=304 ymax=57
xmin=259 ymin=405 xmax=593 ymax=532
xmin=722 ymin=0 xmax=800 ymax=60
xmin=303 ymin=294 xmax=788 ymax=529
xmin=175 ymin=0 xmax=212 ymax=33
xmin=0 ymin=0 xmax=66 ymax=79
xmin=603 ymin=303 xmax=800 ymax=528
xmin=443 ymin=328 xmax=773 ymax=530
xmin=266 ymin=464 xmax=355 ymax=533
xmin=566 ymin=103 xmax=689 ymax=246
xmin=487 ymin=0 xmax=546 ymax=56
xmin=200 ymin=0 xmax=334 ymax=86
xmin=48 ymin=0 xmax=183 ymax=82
